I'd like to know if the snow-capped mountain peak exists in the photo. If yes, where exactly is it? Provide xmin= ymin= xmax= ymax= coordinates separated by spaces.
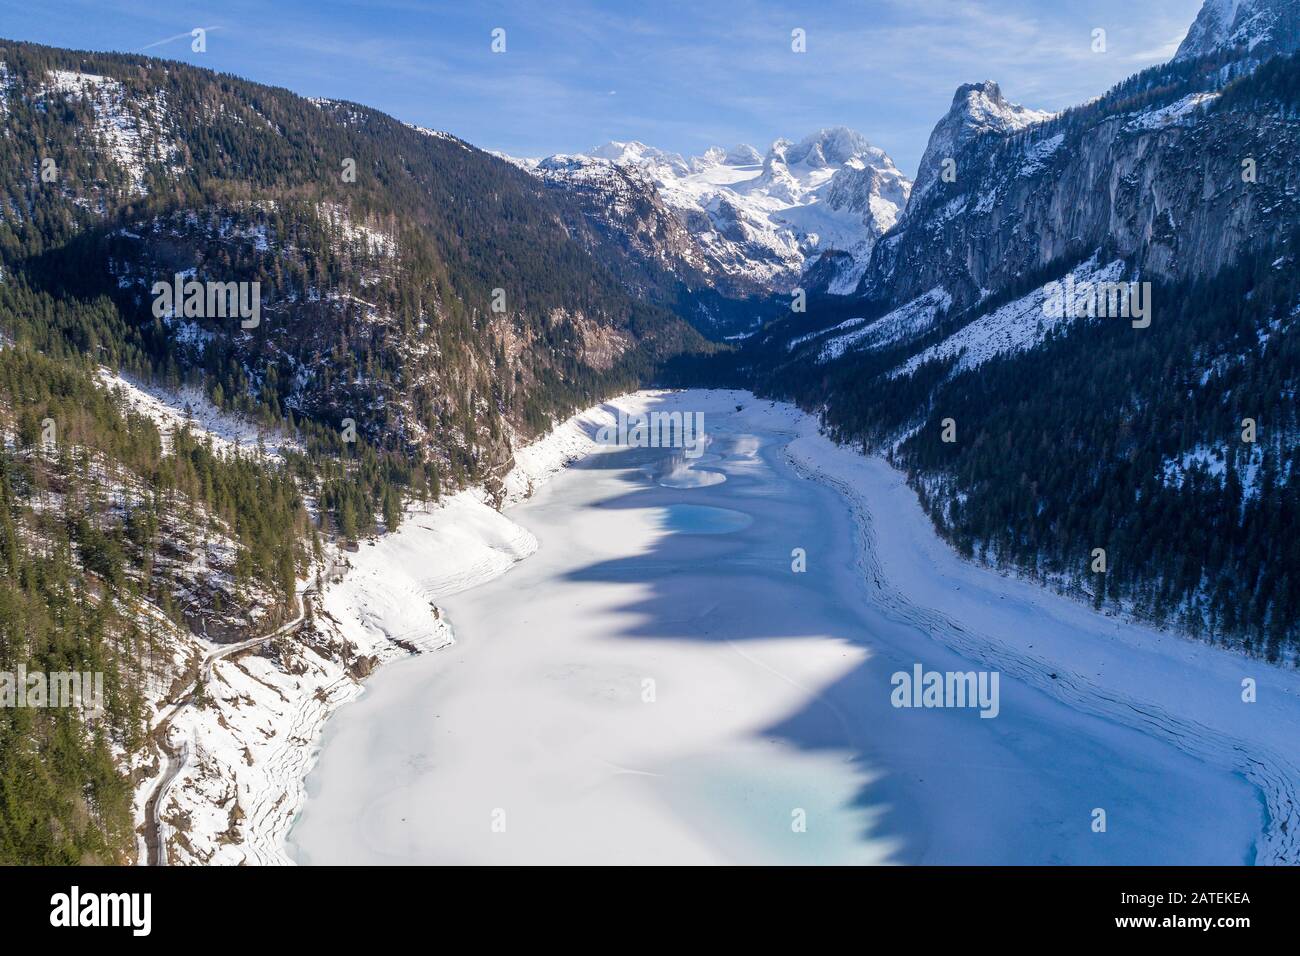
xmin=950 ymin=81 xmax=1052 ymax=134
xmin=722 ymin=143 xmax=762 ymax=166
xmin=908 ymin=80 xmax=1053 ymax=211
xmin=1174 ymin=0 xmax=1300 ymax=63
xmin=588 ymin=140 xmax=691 ymax=176
xmin=520 ymin=127 xmax=911 ymax=293
xmin=751 ymin=127 xmax=884 ymax=200
xmin=782 ymin=126 xmax=875 ymax=168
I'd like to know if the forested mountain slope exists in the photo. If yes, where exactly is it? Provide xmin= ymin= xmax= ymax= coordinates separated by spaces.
xmin=0 ymin=38 xmax=708 ymax=862
xmin=1 ymin=41 xmax=706 ymax=458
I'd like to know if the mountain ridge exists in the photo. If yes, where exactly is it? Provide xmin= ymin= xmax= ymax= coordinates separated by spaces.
xmin=513 ymin=125 xmax=912 ymax=299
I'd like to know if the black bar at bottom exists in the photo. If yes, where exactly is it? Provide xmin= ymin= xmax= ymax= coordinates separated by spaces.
xmin=3 ymin=865 xmax=1289 ymax=943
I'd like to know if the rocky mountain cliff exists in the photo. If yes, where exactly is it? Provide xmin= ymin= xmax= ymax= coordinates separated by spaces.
xmin=852 ymin=49 xmax=1299 ymax=316
xmin=700 ymin=0 xmax=1300 ymax=659
xmin=906 ymin=81 xmax=1053 ymax=213
xmin=1174 ymin=0 xmax=1300 ymax=62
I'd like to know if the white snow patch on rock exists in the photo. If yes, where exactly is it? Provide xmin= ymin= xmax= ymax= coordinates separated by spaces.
xmin=43 ymin=69 xmax=181 ymax=194
xmin=817 ymin=287 xmax=952 ymax=362
xmin=96 ymin=367 xmax=298 ymax=460
xmin=1125 ymin=92 xmax=1220 ymax=132
xmin=891 ymin=258 xmax=1124 ymax=379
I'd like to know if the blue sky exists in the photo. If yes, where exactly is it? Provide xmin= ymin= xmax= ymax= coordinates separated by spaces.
xmin=0 ymin=0 xmax=1205 ymax=175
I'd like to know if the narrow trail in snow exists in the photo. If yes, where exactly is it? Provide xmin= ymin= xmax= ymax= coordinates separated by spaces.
xmin=140 ymin=588 xmax=314 ymax=866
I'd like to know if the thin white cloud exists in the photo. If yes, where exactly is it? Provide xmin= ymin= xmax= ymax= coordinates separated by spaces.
xmin=141 ymin=25 xmax=221 ymax=51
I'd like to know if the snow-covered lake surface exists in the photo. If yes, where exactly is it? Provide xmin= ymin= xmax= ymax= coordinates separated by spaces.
xmin=287 ymin=390 xmax=1300 ymax=865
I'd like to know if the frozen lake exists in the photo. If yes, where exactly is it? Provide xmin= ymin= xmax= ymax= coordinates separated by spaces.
xmin=288 ymin=392 xmax=1279 ymax=865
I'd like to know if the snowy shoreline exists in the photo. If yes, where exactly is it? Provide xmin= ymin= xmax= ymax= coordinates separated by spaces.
xmin=774 ymin=404 xmax=1300 ymax=865
xmin=290 ymin=389 xmax=1300 ymax=865
xmin=146 ymin=387 xmax=1300 ymax=864
xmin=140 ymin=392 xmax=654 ymax=864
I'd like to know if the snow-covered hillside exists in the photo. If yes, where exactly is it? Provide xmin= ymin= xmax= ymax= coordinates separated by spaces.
xmin=96 ymin=368 xmax=299 ymax=460
xmin=889 ymin=258 xmax=1125 ymax=379
xmin=39 ymin=68 xmax=183 ymax=198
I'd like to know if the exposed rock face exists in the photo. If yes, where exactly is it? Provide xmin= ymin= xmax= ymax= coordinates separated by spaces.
xmin=907 ymin=81 xmax=1054 ymax=213
xmin=525 ymin=153 xmax=750 ymax=298
xmin=859 ymin=69 xmax=1300 ymax=314
xmin=1174 ymin=0 xmax=1300 ymax=63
